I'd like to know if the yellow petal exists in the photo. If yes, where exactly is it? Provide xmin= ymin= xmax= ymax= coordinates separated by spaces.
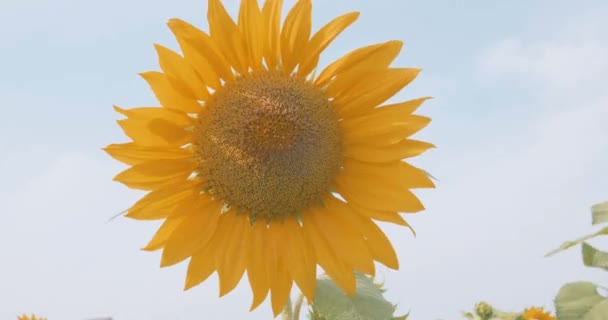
xmin=142 ymin=216 xmax=186 ymax=251
xmin=238 ymin=0 xmax=264 ymax=71
xmin=349 ymin=204 xmax=409 ymax=227
xmin=349 ymin=213 xmax=400 ymax=269
xmin=185 ymin=241 xmax=218 ymax=290
xmin=262 ymin=0 xmax=283 ymax=70
xmin=215 ymin=212 xmax=249 ymax=297
xmin=160 ymin=200 xmax=223 ymax=267
xmin=343 ymin=139 xmax=435 ymax=163
xmin=315 ymin=40 xmax=402 ymax=88
xmin=117 ymin=117 xmax=193 ymax=147
xmin=341 ymin=97 xmax=430 ymax=136
xmin=113 ymin=159 xmax=195 ymax=190
xmin=280 ymin=0 xmax=312 ymax=74
xmin=342 ymin=112 xmax=432 ymax=146
xmin=247 ymin=221 xmax=270 ymax=311
xmin=342 ymin=158 xmax=435 ymax=190
xmin=311 ymin=198 xmax=375 ymax=275
xmin=334 ymin=68 xmax=421 ymax=119
xmin=284 ymin=217 xmax=317 ymax=302
xmin=302 ymin=211 xmax=356 ymax=296
xmin=167 ymin=18 xmax=232 ymax=83
xmin=266 ymin=223 xmax=293 ymax=317
xmin=335 ymin=171 xmax=425 ymax=213
xmin=154 ymin=44 xmax=209 ymax=101
xmin=297 ymin=12 xmax=359 ymax=77
xmin=114 ymin=105 xmax=195 ymax=127
xmin=208 ymin=0 xmax=248 ymax=74
xmin=104 ymin=143 xmax=192 ymax=166
xmin=114 ymin=105 xmax=194 ymax=147
xmin=125 ymin=179 xmax=202 ymax=220
xmin=140 ymin=71 xmax=202 ymax=114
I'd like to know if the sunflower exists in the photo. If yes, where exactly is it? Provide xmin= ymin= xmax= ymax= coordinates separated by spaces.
xmin=523 ymin=307 xmax=556 ymax=320
xmin=105 ymin=0 xmax=434 ymax=315
xmin=17 ymin=315 xmax=47 ymax=320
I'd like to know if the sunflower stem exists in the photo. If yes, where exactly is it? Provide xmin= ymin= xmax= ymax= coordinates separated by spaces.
xmin=292 ymin=293 xmax=305 ymax=320
xmin=281 ymin=296 xmax=293 ymax=320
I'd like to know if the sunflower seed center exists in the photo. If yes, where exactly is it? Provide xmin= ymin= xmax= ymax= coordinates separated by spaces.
xmin=193 ymin=72 xmax=341 ymax=223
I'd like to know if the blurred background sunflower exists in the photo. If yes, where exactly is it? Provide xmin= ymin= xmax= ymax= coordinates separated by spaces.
xmin=523 ymin=306 xmax=555 ymax=320
xmin=17 ymin=315 xmax=47 ymax=320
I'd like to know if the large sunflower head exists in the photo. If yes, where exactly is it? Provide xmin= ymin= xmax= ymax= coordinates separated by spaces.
xmin=523 ymin=306 xmax=556 ymax=320
xmin=105 ymin=0 xmax=434 ymax=316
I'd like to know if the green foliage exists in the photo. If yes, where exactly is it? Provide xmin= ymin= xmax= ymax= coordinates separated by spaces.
xmin=546 ymin=200 xmax=608 ymax=260
xmin=554 ymin=282 xmax=608 ymax=320
xmin=547 ymin=200 xmax=608 ymax=320
xmin=461 ymin=301 xmax=524 ymax=320
xmin=591 ymin=202 xmax=608 ymax=225
xmin=309 ymin=272 xmax=407 ymax=320
xmin=582 ymin=242 xmax=608 ymax=271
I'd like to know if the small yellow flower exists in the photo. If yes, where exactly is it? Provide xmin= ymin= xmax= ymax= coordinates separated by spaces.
xmin=17 ymin=315 xmax=47 ymax=320
xmin=523 ymin=306 xmax=555 ymax=320
xmin=106 ymin=0 xmax=433 ymax=315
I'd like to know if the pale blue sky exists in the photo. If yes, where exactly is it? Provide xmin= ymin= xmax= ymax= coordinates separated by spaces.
xmin=1 ymin=0 xmax=607 ymax=319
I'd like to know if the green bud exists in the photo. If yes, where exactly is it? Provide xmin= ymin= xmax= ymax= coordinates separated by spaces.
xmin=475 ymin=301 xmax=494 ymax=319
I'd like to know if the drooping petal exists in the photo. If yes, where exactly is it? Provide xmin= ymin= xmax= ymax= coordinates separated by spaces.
xmin=266 ymin=223 xmax=293 ymax=317
xmin=283 ymin=217 xmax=317 ymax=302
xmin=154 ymin=44 xmax=209 ymax=101
xmin=113 ymin=159 xmax=196 ymax=190
xmin=160 ymin=200 xmax=223 ymax=267
xmin=167 ymin=18 xmax=232 ymax=83
xmin=297 ymin=11 xmax=359 ymax=77
xmin=349 ymin=213 xmax=400 ymax=269
xmin=262 ymin=0 xmax=283 ymax=69
xmin=215 ymin=212 xmax=249 ymax=297
xmin=280 ymin=0 xmax=312 ymax=74
xmin=315 ymin=40 xmax=402 ymax=87
xmin=311 ymin=198 xmax=375 ymax=275
xmin=302 ymin=211 xmax=356 ymax=296
xmin=247 ymin=221 xmax=270 ymax=311
xmin=139 ymin=71 xmax=202 ymax=114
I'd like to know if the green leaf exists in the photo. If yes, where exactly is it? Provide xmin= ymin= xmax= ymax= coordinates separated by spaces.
xmin=583 ymin=300 xmax=608 ymax=320
xmin=582 ymin=242 xmax=608 ymax=271
xmin=311 ymin=273 xmax=398 ymax=320
xmin=545 ymin=226 xmax=608 ymax=257
xmin=592 ymin=201 xmax=608 ymax=225
xmin=554 ymin=281 xmax=608 ymax=320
